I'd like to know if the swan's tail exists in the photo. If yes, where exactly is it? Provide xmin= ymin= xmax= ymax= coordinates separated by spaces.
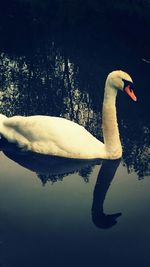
xmin=0 ymin=114 xmax=7 ymax=142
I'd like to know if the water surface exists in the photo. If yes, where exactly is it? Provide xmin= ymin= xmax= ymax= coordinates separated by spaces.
xmin=0 ymin=151 xmax=150 ymax=267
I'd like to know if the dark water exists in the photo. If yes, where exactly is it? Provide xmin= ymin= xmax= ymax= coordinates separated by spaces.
xmin=0 ymin=4 xmax=150 ymax=266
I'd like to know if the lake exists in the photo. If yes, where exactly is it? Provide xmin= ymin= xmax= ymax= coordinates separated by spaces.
xmin=0 ymin=3 xmax=150 ymax=265
xmin=0 ymin=150 xmax=150 ymax=267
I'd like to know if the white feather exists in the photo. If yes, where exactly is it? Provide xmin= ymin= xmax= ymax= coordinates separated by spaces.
xmin=0 ymin=70 xmax=134 ymax=160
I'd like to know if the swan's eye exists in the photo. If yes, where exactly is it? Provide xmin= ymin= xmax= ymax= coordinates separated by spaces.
xmin=122 ymin=79 xmax=134 ymax=91
xmin=122 ymin=79 xmax=137 ymax=101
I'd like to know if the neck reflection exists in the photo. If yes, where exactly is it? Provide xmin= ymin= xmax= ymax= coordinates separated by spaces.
xmin=92 ymin=159 xmax=121 ymax=229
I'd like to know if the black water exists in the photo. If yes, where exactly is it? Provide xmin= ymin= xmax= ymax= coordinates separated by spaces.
xmin=0 ymin=1 xmax=150 ymax=266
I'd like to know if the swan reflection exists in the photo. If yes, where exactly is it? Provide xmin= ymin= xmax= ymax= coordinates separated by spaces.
xmin=92 ymin=159 xmax=121 ymax=229
xmin=1 ymin=148 xmax=121 ymax=229
xmin=2 ymin=147 xmax=100 ymax=182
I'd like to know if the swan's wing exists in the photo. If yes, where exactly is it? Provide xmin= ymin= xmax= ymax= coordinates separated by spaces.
xmin=2 ymin=115 xmax=53 ymax=146
xmin=2 ymin=115 xmax=106 ymax=159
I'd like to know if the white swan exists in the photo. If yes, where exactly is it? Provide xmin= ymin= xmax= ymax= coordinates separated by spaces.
xmin=0 ymin=70 xmax=137 ymax=159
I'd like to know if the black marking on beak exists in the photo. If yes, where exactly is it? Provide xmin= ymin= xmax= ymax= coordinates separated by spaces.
xmin=122 ymin=79 xmax=134 ymax=91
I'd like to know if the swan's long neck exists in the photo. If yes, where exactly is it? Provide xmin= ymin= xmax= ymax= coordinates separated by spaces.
xmin=102 ymin=85 xmax=122 ymax=159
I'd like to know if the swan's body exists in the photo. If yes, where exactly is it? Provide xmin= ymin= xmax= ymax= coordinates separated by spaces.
xmin=0 ymin=70 xmax=136 ymax=159
xmin=0 ymin=115 xmax=106 ymax=159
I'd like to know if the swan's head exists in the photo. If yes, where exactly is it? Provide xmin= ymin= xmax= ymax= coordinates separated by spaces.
xmin=106 ymin=70 xmax=137 ymax=101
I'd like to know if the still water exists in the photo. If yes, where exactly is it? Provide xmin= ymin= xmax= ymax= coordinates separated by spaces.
xmin=0 ymin=151 xmax=150 ymax=267
xmin=0 ymin=28 xmax=150 ymax=266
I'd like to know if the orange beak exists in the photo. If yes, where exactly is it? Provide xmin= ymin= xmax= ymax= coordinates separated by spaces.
xmin=124 ymin=85 xmax=137 ymax=101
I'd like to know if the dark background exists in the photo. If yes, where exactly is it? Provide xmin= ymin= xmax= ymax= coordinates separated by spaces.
xmin=0 ymin=0 xmax=150 ymax=116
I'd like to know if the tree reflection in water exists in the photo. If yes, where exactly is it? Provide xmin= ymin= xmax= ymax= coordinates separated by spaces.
xmin=2 ymin=148 xmax=121 ymax=229
xmin=2 ymin=149 xmax=100 ymax=183
xmin=0 ymin=44 xmax=149 ymax=178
